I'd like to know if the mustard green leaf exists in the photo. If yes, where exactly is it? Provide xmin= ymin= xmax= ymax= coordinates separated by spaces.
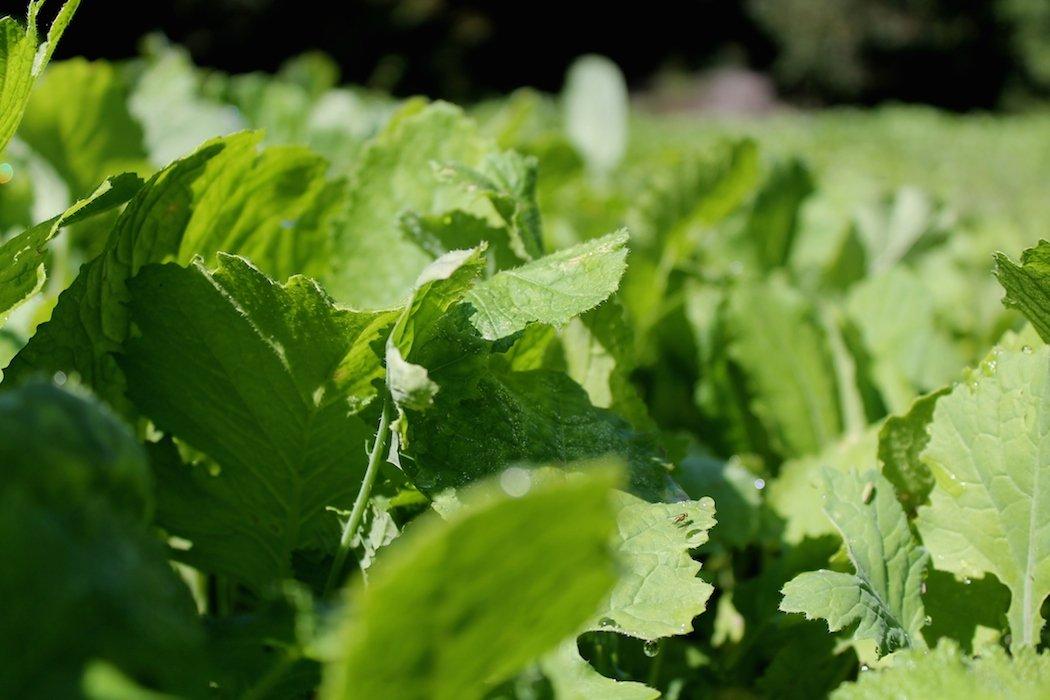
xmin=781 ymin=469 xmax=929 ymax=657
xmin=916 ymin=345 xmax=1050 ymax=649
xmin=122 ymin=255 xmax=395 ymax=590
xmin=321 ymin=466 xmax=621 ymax=700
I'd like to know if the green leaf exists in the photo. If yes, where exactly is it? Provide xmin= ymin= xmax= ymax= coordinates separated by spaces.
xmin=845 ymin=268 xmax=963 ymax=411
xmin=726 ymin=276 xmax=842 ymax=458
xmin=464 ymin=230 xmax=628 ymax=341
xmin=676 ymin=452 xmax=763 ymax=549
xmin=781 ymin=468 xmax=929 ymax=657
xmin=436 ymin=149 xmax=544 ymax=260
xmin=0 ymin=381 xmax=202 ymax=697
xmin=405 ymin=365 xmax=677 ymax=502
xmin=589 ymin=492 xmax=716 ymax=639
xmin=321 ymin=465 xmax=621 ymax=700
xmin=122 ymin=255 xmax=395 ymax=590
xmin=6 ymin=132 xmax=346 ymax=415
xmin=0 ymin=172 xmax=142 ymax=323
xmin=877 ymin=387 xmax=950 ymax=511
xmin=916 ymin=345 xmax=1050 ymax=649
xmin=831 ymin=642 xmax=1050 ymax=700
xmin=995 ymin=240 xmax=1050 ymax=343
xmin=741 ymin=158 xmax=813 ymax=270
xmin=562 ymin=55 xmax=628 ymax=174
xmin=323 ymin=101 xmax=496 ymax=308
xmin=19 ymin=58 xmax=148 ymax=196
xmin=0 ymin=0 xmax=80 ymax=154
xmin=539 ymin=640 xmax=659 ymax=700
xmin=129 ymin=45 xmax=245 ymax=165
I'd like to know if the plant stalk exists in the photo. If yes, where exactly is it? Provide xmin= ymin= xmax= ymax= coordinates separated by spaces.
xmin=323 ymin=395 xmax=393 ymax=597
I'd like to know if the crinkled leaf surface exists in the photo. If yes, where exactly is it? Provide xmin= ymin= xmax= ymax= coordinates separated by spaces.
xmin=0 ymin=172 xmax=141 ymax=322
xmin=916 ymin=345 xmax=1050 ymax=648
xmin=6 ymin=132 xmax=346 ymax=415
xmin=122 ymin=255 xmax=394 ymax=590
xmin=781 ymin=469 xmax=929 ymax=656
xmin=464 ymin=230 xmax=628 ymax=341
xmin=0 ymin=382 xmax=202 ymax=697
xmin=0 ymin=0 xmax=79 ymax=153
xmin=588 ymin=491 xmax=716 ymax=639
xmin=995 ymin=240 xmax=1050 ymax=342
xmin=321 ymin=466 xmax=620 ymax=700
xmin=832 ymin=642 xmax=1050 ymax=700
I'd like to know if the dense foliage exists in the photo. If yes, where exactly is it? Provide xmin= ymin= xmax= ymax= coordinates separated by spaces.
xmin=3 ymin=2 xmax=1050 ymax=698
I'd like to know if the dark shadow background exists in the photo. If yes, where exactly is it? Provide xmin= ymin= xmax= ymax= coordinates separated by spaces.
xmin=2 ymin=0 xmax=1044 ymax=110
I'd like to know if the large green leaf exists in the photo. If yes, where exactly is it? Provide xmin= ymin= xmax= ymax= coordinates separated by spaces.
xmin=0 ymin=381 xmax=202 ymax=697
xmin=916 ymin=345 xmax=1050 ymax=649
xmin=0 ymin=172 xmax=141 ymax=323
xmin=740 ymin=158 xmax=813 ymax=271
xmin=781 ymin=469 xmax=929 ymax=657
xmin=0 ymin=0 xmax=79 ymax=154
xmin=5 ymin=132 xmax=346 ymax=415
xmin=121 ymin=255 xmax=394 ymax=591
xmin=19 ymin=58 xmax=148 ymax=197
xmin=321 ymin=466 xmax=621 ymax=700
xmin=832 ymin=642 xmax=1050 ymax=700
xmin=726 ymin=276 xmax=842 ymax=458
xmin=323 ymin=101 xmax=496 ymax=308
xmin=995 ymin=240 xmax=1050 ymax=342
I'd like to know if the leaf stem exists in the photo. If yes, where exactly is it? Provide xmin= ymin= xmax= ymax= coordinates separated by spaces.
xmin=323 ymin=395 xmax=393 ymax=597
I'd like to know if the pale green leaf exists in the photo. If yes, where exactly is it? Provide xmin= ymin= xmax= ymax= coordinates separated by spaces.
xmin=588 ymin=492 xmax=716 ymax=640
xmin=323 ymin=101 xmax=496 ymax=308
xmin=832 ymin=642 xmax=1050 ymax=700
xmin=741 ymin=158 xmax=813 ymax=270
xmin=539 ymin=640 xmax=659 ymax=700
xmin=465 ymin=230 xmax=628 ymax=341
xmin=726 ymin=275 xmax=842 ymax=458
xmin=781 ymin=469 xmax=929 ymax=656
xmin=19 ymin=58 xmax=148 ymax=196
xmin=563 ymin=55 xmax=628 ymax=174
xmin=321 ymin=466 xmax=621 ymax=700
xmin=122 ymin=255 xmax=395 ymax=590
xmin=916 ymin=345 xmax=1050 ymax=649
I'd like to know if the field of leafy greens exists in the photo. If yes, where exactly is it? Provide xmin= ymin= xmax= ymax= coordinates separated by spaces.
xmin=4 ymin=2 xmax=1050 ymax=698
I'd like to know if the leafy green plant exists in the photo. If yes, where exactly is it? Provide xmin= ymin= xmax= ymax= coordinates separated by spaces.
xmin=3 ymin=2 xmax=1050 ymax=698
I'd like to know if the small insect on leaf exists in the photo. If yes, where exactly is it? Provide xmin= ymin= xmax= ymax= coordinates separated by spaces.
xmin=673 ymin=513 xmax=689 ymax=524
xmin=861 ymin=481 xmax=875 ymax=504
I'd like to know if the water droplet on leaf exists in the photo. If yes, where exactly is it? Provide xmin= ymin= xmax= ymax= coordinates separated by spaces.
xmin=754 ymin=478 xmax=766 ymax=490
xmin=643 ymin=640 xmax=660 ymax=657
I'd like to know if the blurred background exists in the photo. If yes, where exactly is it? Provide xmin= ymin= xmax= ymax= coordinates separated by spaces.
xmin=4 ymin=0 xmax=1049 ymax=112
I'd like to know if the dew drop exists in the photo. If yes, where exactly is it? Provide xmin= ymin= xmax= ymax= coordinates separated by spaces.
xmin=499 ymin=467 xmax=531 ymax=498
xmin=860 ymin=664 xmax=870 ymax=672
xmin=53 ymin=371 xmax=67 ymax=386
xmin=1022 ymin=345 xmax=1034 ymax=354
xmin=924 ymin=615 xmax=932 ymax=626
xmin=963 ymin=577 xmax=972 ymax=586
xmin=643 ymin=640 xmax=660 ymax=658
xmin=754 ymin=478 xmax=766 ymax=491
xmin=0 ymin=162 xmax=13 ymax=185
xmin=598 ymin=617 xmax=617 ymax=629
